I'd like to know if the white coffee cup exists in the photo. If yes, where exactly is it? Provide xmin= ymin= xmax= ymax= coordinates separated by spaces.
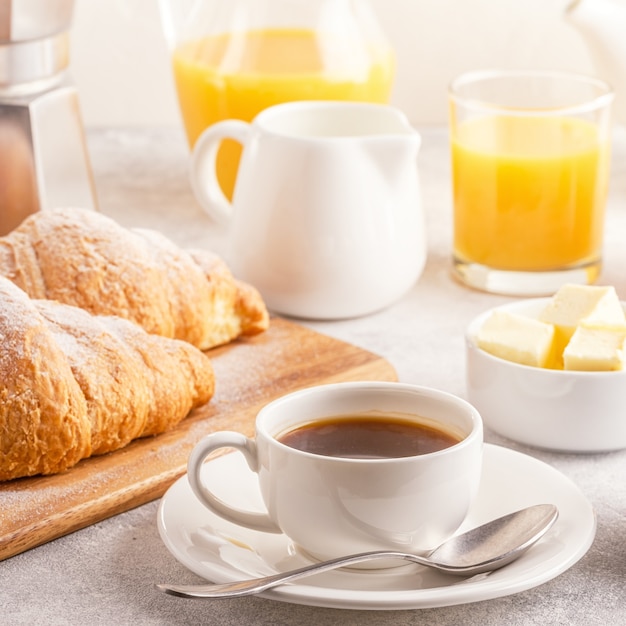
xmin=190 ymin=101 xmax=426 ymax=320
xmin=187 ymin=382 xmax=483 ymax=563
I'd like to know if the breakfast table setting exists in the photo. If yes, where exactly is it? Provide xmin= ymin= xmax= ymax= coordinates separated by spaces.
xmin=0 ymin=121 xmax=624 ymax=626
xmin=2 ymin=1 xmax=626 ymax=624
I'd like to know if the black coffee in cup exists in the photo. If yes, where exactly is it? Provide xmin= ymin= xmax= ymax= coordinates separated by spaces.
xmin=277 ymin=414 xmax=462 ymax=459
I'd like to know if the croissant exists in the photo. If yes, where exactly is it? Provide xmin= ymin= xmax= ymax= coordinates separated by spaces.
xmin=0 ymin=208 xmax=269 ymax=350
xmin=0 ymin=275 xmax=215 ymax=481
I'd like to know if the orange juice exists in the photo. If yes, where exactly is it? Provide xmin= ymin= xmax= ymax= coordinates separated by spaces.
xmin=452 ymin=115 xmax=610 ymax=271
xmin=172 ymin=28 xmax=395 ymax=198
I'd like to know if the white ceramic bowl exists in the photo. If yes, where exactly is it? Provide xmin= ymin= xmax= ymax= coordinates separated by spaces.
xmin=465 ymin=298 xmax=626 ymax=452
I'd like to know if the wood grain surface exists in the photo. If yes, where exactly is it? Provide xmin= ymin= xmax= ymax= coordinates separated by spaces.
xmin=0 ymin=317 xmax=396 ymax=561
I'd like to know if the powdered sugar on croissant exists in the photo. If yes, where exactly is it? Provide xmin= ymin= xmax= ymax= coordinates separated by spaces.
xmin=0 ymin=276 xmax=215 ymax=481
xmin=0 ymin=208 xmax=269 ymax=350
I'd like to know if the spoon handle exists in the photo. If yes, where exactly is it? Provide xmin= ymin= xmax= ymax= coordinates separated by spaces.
xmin=156 ymin=551 xmax=428 ymax=598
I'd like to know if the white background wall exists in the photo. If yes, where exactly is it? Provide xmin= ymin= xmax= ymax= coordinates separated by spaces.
xmin=69 ymin=0 xmax=595 ymax=129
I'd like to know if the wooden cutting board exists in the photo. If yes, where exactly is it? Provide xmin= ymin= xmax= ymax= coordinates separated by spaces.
xmin=0 ymin=317 xmax=396 ymax=561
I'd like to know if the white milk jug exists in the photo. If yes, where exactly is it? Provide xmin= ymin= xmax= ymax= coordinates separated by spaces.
xmin=190 ymin=101 xmax=426 ymax=319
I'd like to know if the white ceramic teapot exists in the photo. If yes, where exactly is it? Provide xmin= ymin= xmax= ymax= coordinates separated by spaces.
xmin=566 ymin=0 xmax=626 ymax=125
xmin=190 ymin=101 xmax=426 ymax=320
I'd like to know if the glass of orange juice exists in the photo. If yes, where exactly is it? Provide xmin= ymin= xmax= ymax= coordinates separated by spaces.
xmin=159 ymin=0 xmax=395 ymax=201
xmin=449 ymin=70 xmax=613 ymax=295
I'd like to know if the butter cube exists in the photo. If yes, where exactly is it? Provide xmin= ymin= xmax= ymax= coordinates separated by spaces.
xmin=477 ymin=310 xmax=555 ymax=367
xmin=539 ymin=284 xmax=626 ymax=362
xmin=563 ymin=325 xmax=626 ymax=371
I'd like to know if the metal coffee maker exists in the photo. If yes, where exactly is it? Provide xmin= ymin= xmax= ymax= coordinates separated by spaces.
xmin=0 ymin=0 xmax=96 ymax=235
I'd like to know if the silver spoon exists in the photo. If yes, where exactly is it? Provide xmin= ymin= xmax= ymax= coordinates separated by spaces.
xmin=156 ymin=503 xmax=558 ymax=599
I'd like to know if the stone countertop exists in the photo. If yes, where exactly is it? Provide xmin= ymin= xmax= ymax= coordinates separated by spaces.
xmin=2 ymin=125 xmax=625 ymax=626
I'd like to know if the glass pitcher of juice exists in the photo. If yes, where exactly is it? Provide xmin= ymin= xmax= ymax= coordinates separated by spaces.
xmin=158 ymin=0 xmax=395 ymax=199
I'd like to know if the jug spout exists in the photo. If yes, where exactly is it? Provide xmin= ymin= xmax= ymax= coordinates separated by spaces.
xmin=361 ymin=107 xmax=421 ymax=185
xmin=365 ymin=134 xmax=421 ymax=188
xmin=566 ymin=0 xmax=626 ymax=124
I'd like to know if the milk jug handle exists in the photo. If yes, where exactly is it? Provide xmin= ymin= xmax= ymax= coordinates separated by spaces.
xmin=190 ymin=120 xmax=251 ymax=224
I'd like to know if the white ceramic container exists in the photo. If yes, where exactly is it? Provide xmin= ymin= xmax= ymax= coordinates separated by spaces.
xmin=190 ymin=101 xmax=426 ymax=320
xmin=187 ymin=381 xmax=483 ymax=563
xmin=466 ymin=298 xmax=626 ymax=452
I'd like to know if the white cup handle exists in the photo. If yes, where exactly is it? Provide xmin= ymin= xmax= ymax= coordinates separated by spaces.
xmin=189 ymin=120 xmax=251 ymax=225
xmin=187 ymin=431 xmax=281 ymax=533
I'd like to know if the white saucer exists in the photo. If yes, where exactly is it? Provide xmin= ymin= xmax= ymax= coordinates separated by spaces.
xmin=157 ymin=444 xmax=595 ymax=610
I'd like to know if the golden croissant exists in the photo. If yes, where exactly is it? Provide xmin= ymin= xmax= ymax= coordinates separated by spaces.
xmin=0 ymin=275 xmax=215 ymax=481
xmin=0 ymin=208 xmax=269 ymax=350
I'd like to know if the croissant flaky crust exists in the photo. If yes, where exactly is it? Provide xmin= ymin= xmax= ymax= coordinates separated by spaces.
xmin=0 ymin=208 xmax=269 ymax=350
xmin=0 ymin=275 xmax=215 ymax=481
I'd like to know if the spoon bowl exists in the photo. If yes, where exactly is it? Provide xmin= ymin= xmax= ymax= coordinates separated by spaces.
xmin=156 ymin=503 xmax=558 ymax=599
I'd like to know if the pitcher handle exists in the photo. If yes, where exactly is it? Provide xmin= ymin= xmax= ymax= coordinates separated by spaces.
xmin=190 ymin=120 xmax=251 ymax=224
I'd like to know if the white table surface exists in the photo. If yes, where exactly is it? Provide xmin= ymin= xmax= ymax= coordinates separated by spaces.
xmin=2 ymin=125 xmax=625 ymax=626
